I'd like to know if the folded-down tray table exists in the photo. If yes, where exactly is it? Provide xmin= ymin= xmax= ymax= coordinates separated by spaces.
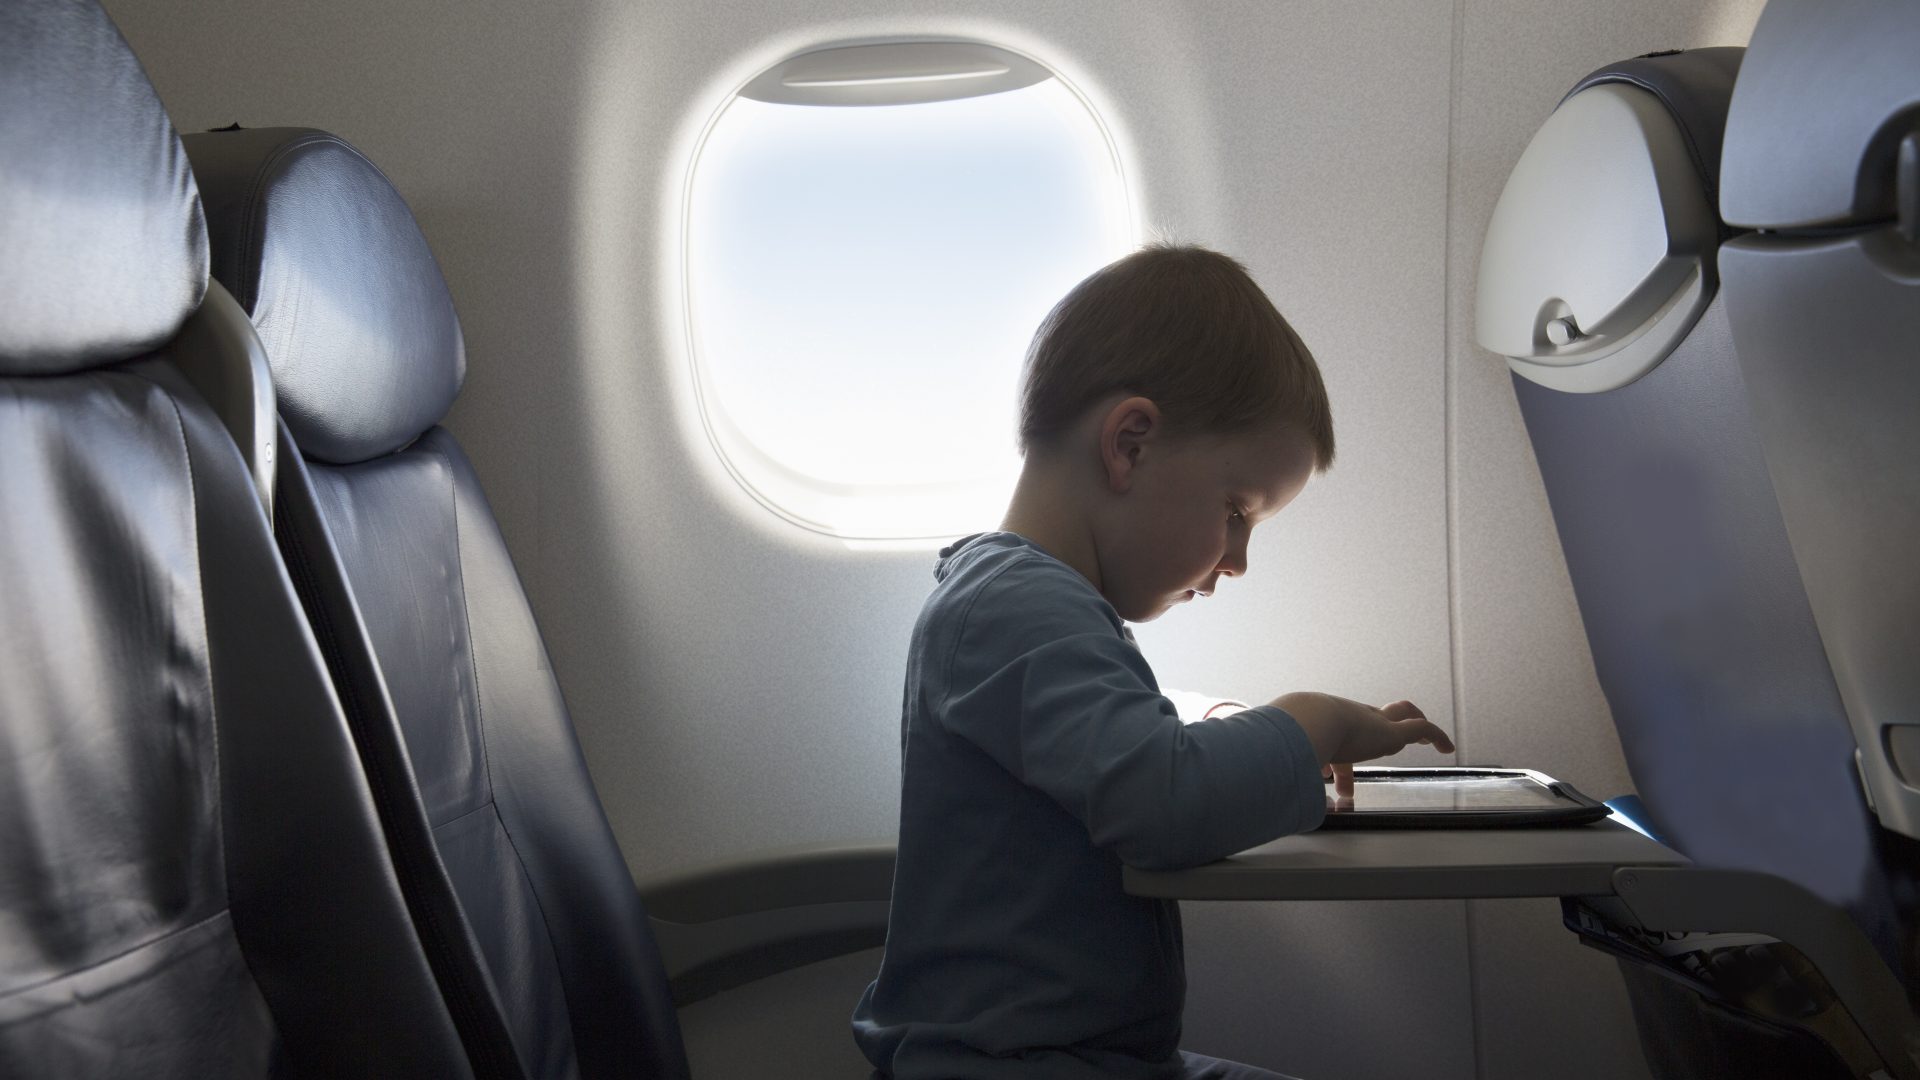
xmin=1124 ymin=822 xmax=1920 ymax=1078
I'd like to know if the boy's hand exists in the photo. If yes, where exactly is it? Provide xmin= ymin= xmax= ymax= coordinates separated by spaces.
xmin=1271 ymin=692 xmax=1454 ymax=798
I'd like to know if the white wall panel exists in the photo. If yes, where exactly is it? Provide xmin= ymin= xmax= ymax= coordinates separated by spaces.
xmin=1179 ymin=899 xmax=1475 ymax=1080
xmin=100 ymin=1 xmax=1760 ymax=1075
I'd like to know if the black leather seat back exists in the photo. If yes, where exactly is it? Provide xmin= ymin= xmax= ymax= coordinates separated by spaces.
xmin=184 ymin=127 xmax=692 ymax=1080
xmin=0 ymin=4 xmax=482 ymax=1076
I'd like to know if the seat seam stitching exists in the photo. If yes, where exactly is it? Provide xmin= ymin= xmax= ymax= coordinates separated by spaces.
xmin=0 ymin=909 xmax=236 ymax=1003
xmin=439 ymin=436 xmax=497 ymax=804
xmin=133 ymin=370 xmax=284 ymax=1039
xmin=282 ymin=458 xmax=521 ymax=1079
xmin=431 ymin=798 xmax=499 ymax=834
xmin=436 ymin=434 xmax=583 ymax=1067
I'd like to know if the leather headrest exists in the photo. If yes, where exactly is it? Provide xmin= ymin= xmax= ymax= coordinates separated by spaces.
xmin=184 ymin=128 xmax=465 ymax=464
xmin=0 ymin=0 xmax=207 ymax=376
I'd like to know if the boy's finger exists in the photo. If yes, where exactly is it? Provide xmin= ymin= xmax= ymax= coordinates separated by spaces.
xmin=1406 ymin=720 xmax=1455 ymax=754
xmin=1380 ymin=699 xmax=1426 ymax=723
xmin=1332 ymin=762 xmax=1355 ymax=798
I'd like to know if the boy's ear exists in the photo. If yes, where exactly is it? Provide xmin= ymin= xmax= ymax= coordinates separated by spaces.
xmin=1099 ymin=396 xmax=1160 ymax=494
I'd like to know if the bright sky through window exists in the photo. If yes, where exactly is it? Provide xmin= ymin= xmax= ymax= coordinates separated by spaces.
xmin=687 ymin=72 xmax=1130 ymax=539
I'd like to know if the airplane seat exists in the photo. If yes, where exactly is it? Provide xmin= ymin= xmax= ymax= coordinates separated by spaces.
xmin=176 ymin=124 xmax=691 ymax=1080
xmin=0 ymin=2 xmax=514 ymax=1076
xmin=1714 ymin=0 xmax=1920 ymax=990
xmin=180 ymin=123 xmax=910 ymax=1078
xmin=1477 ymin=45 xmax=1909 ymax=1077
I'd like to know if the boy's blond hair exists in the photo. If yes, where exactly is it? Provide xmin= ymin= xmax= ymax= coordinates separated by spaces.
xmin=1017 ymin=243 xmax=1335 ymax=469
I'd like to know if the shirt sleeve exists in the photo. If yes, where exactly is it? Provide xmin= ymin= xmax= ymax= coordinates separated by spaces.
xmin=1162 ymin=688 xmax=1252 ymax=724
xmin=938 ymin=564 xmax=1327 ymax=871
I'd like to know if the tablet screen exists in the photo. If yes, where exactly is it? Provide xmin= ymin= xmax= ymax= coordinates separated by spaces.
xmin=1325 ymin=772 xmax=1567 ymax=813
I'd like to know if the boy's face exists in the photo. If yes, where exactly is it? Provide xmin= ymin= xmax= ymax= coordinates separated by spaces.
xmin=1094 ymin=413 xmax=1316 ymax=623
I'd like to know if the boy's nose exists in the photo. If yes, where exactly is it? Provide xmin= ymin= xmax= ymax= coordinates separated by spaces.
xmin=1217 ymin=544 xmax=1248 ymax=579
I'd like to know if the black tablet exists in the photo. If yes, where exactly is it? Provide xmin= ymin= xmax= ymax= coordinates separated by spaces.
xmin=1318 ymin=767 xmax=1612 ymax=829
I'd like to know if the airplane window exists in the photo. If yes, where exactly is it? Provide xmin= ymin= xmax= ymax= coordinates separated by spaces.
xmin=686 ymin=42 xmax=1132 ymax=540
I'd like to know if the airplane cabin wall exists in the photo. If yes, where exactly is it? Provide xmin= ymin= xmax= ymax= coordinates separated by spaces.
xmin=104 ymin=1 xmax=1763 ymax=1077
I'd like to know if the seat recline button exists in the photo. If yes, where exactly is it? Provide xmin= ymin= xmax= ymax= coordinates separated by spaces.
xmin=1544 ymin=316 xmax=1583 ymax=347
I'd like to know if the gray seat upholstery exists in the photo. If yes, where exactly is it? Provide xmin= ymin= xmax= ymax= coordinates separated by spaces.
xmin=183 ymin=126 xmax=693 ymax=1080
xmin=1716 ymin=0 xmax=1920 ymax=980
xmin=0 ymin=2 xmax=494 ymax=1076
xmin=1477 ymin=45 xmax=1911 ymax=1077
xmin=1480 ymin=43 xmax=1903 ymax=969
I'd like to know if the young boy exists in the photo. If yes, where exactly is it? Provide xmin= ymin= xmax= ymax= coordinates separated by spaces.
xmin=852 ymin=244 xmax=1453 ymax=1080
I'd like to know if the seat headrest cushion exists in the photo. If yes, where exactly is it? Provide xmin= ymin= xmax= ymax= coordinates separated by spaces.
xmin=184 ymin=128 xmax=465 ymax=464
xmin=0 ymin=0 xmax=208 ymax=376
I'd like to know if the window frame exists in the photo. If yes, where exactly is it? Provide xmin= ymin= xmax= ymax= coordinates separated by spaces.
xmin=677 ymin=37 xmax=1137 ymax=542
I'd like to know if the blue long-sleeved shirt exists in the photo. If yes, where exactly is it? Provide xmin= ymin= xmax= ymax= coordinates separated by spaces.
xmin=852 ymin=532 xmax=1326 ymax=1079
